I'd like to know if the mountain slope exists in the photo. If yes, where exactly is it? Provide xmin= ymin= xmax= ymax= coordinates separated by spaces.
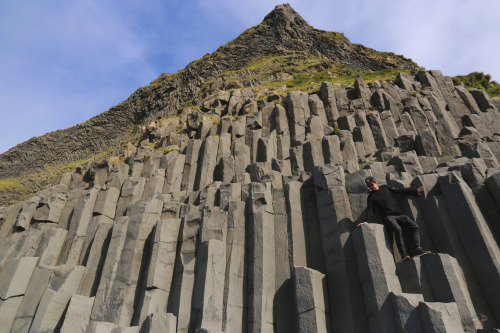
xmin=0 ymin=5 xmax=418 ymax=193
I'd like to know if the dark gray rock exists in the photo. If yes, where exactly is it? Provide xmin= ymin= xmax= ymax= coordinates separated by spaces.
xmin=318 ymin=82 xmax=340 ymax=126
xmin=354 ymin=76 xmax=371 ymax=108
xmin=202 ymin=91 xmax=231 ymax=116
xmin=399 ymin=112 xmax=416 ymax=135
xmin=309 ymin=93 xmax=329 ymax=125
xmin=429 ymin=70 xmax=470 ymax=124
xmin=390 ymin=292 xmax=425 ymax=333
xmin=389 ymin=151 xmax=423 ymax=174
xmin=366 ymin=111 xmax=389 ymax=149
xmin=395 ymin=132 xmax=417 ymax=153
xmin=338 ymin=130 xmax=358 ymax=163
xmin=139 ymin=312 xmax=176 ymax=333
xmin=418 ymin=156 xmax=439 ymax=173
xmin=380 ymin=111 xmax=399 ymax=146
xmin=247 ymin=182 xmax=275 ymax=333
xmin=470 ymin=89 xmax=499 ymax=112
xmin=396 ymin=257 xmax=434 ymax=301
xmin=313 ymin=165 xmax=368 ymax=333
xmin=245 ymin=111 xmax=262 ymax=130
xmin=241 ymin=99 xmax=258 ymax=116
xmin=455 ymin=85 xmax=482 ymax=114
xmin=273 ymin=104 xmax=289 ymax=135
xmin=227 ymin=88 xmax=255 ymax=115
xmin=292 ymin=266 xmax=331 ymax=333
xmin=353 ymin=224 xmax=401 ymax=333
xmin=395 ymin=72 xmax=421 ymax=92
xmin=303 ymin=140 xmax=325 ymax=173
xmin=461 ymin=142 xmax=499 ymax=168
xmin=485 ymin=170 xmax=500 ymax=206
xmin=416 ymin=129 xmax=442 ymax=157
xmin=290 ymin=145 xmax=305 ymax=174
xmin=421 ymin=254 xmax=476 ymax=332
xmin=353 ymin=111 xmax=377 ymax=154
xmin=181 ymin=139 xmax=202 ymax=193
xmin=286 ymin=91 xmax=310 ymax=146
xmin=419 ymin=301 xmax=465 ymax=333
xmin=194 ymin=136 xmax=220 ymax=190
xmin=322 ymin=135 xmax=343 ymax=165
xmin=439 ymin=173 xmax=500 ymax=321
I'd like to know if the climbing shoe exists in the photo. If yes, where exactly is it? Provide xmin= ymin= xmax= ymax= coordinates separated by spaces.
xmin=414 ymin=247 xmax=431 ymax=257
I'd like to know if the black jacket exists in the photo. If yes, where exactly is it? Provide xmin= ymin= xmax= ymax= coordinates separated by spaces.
xmin=365 ymin=185 xmax=417 ymax=223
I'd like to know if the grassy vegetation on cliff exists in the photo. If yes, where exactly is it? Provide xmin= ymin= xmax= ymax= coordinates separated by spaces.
xmin=452 ymin=72 xmax=500 ymax=97
xmin=0 ymin=145 xmax=123 ymax=206
xmin=188 ymin=51 xmax=414 ymax=103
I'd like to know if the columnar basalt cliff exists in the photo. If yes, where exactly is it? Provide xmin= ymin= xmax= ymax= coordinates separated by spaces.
xmin=0 ymin=4 xmax=418 ymax=206
xmin=1 ymin=4 xmax=500 ymax=333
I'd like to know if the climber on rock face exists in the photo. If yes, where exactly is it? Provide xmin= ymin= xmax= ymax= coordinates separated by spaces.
xmin=357 ymin=176 xmax=430 ymax=261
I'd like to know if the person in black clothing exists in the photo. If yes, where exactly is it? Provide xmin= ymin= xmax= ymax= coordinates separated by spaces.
xmin=357 ymin=176 xmax=429 ymax=261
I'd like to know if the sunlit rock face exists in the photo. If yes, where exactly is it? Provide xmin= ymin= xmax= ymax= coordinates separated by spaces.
xmin=1 ymin=4 xmax=500 ymax=333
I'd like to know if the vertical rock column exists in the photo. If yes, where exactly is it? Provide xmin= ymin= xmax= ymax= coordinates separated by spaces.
xmin=91 ymin=216 xmax=130 ymax=323
xmin=77 ymin=219 xmax=114 ymax=296
xmin=195 ymin=136 xmax=220 ymax=191
xmin=181 ymin=139 xmax=202 ymax=193
xmin=11 ymin=266 xmax=53 ymax=333
xmin=99 ymin=199 xmax=162 ymax=327
xmin=272 ymin=186 xmax=293 ymax=333
xmin=247 ymin=182 xmax=275 ymax=333
xmin=353 ymin=110 xmax=378 ymax=155
xmin=313 ymin=165 xmax=367 ymax=333
xmin=29 ymin=265 xmax=85 ymax=333
xmin=223 ymin=201 xmax=247 ymax=333
xmin=419 ymin=302 xmax=465 ymax=333
xmin=0 ymin=203 xmax=22 ymax=238
xmin=14 ymin=196 xmax=40 ymax=230
xmin=168 ymin=212 xmax=202 ymax=333
xmin=94 ymin=187 xmax=120 ymax=220
xmin=286 ymin=91 xmax=310 ymax=146
xmin=319 ymin=82 xmax=339 ymax=126
xmin=353 ymin=224 xmax=401 ymax=333
xmin=284 ymin=181 xmax=308 ymax=267
xmin=61 ymin=187 xmax=99 ymax=265
xmin=161 ymin=150 xmax=186 ymax=195
xmin=35 ymin=227 xmax=68 ymax=266
xmin=115 ymin=176 xmax=146 ymax=217
xmin=439 ymin=173 xmax=500 ymax=323
xmin=366 ymin=111 xmax=389 ymax=149
xmin=60 ymin=295 xmax=94 ymax=333
xmin=389 ymin=292 xmax=425 ymax=333
xmin=191 ymin=239 xmax=226 ymax=332
xmin=0 ymin=257 xmax=38 ymax=332
xmin=293 ymin=266 xmax=331 ymax=333
xmin=142 ymin=168 xmax=165 ymax=198
xmin=190 ymin=208 xmax=228 ymax=332
xmin=138 ymin=218 xmax=181 ymax=324
xmin=422 ymin=253 xmax=476 ymax=332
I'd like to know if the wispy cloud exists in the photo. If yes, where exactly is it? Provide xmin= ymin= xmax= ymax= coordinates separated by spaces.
xmin=0 ymin=0 xmax=155 ymax=153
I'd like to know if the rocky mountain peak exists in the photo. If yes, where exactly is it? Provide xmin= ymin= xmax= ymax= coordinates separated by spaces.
xmin=0 ymin=4 xmax=419 ymax=205
xmin=262 ymin=3 xmax=312 ymax=35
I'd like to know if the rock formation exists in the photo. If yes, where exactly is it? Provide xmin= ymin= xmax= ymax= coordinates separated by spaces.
xmin=1 ymin=3 xmax=500 ymax=333
xmin=0 ymin=3 xmax=418 ymax=206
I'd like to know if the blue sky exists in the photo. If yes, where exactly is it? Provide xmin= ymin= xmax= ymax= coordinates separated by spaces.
xmin=1 ymin=0 xmax=499 ymax=154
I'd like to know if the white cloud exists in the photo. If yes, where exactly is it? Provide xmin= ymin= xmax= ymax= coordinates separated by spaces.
xmin=0 ymin=0 xmax=156 ymax=153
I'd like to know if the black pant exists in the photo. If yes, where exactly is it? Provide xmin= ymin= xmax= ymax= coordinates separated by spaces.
xmin=383 ymin=215 xmax=420 ymax=256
